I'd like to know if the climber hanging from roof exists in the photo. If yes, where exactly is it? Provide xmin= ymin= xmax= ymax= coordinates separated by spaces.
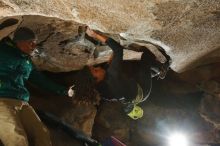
xmin=84 ymin=26 xmax=171 ymax=120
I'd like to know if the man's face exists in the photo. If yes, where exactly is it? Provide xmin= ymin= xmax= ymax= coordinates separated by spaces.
xmin=89 ymin=66 xmax=106 ymax=82
xmin=16 ymin=39 xmax=37 ymax=55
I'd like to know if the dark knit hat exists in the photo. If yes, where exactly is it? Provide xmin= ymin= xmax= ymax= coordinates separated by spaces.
xmin=13 ymin=27 xmax=36 ymax=42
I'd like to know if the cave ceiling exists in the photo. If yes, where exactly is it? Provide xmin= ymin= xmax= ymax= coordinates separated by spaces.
xmin=0 ymin=0 xmax=219 ymax=73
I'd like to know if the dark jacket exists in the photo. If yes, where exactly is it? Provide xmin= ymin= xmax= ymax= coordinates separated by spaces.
xmin=0 ymin=37 xmax=67 ymax=101
xmin=97 ymin=38 xmax=152 ymax=103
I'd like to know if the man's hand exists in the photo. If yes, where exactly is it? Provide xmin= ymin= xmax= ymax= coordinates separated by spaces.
xmin=86 ymin=27 xmax=97 ymax=38
xmin=86 ymin=26 xmax=108 ymax=43
xmin=68 ymin=85 xmax=75 ymax=97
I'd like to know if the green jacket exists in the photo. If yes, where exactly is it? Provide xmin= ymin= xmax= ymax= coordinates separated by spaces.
xmin=0 ymin=37 xmax=67 ymax=101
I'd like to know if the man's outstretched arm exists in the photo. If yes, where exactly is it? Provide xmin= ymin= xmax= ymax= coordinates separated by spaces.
xmin=86 ymin=27 xmax=123 ymax=70
xmin=29 ymin=69 xmax=74 ymax=97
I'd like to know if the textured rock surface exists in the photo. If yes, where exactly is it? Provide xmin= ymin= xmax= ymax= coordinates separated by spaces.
xmin=29 ymin=88 xmax=97 ymax=146
xmin=199 ymin=79 xmax=220 ymax=129
xmin=69 ymin=0 xmax=220 ymax=72
xmin=0 ymin=0 xmax=220 ymax=72
xmin=93 ymin=102 xmax=131 ymax=144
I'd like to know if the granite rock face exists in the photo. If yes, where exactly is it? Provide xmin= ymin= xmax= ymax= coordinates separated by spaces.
xmin=0 ymin=0 xmax=219 ymax=72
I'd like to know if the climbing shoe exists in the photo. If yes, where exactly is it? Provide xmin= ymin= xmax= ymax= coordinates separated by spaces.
xmin=158 ymin=56 xmax=172 ymax=79
xmin=156 ymin=47 xmax=172 ymax=79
